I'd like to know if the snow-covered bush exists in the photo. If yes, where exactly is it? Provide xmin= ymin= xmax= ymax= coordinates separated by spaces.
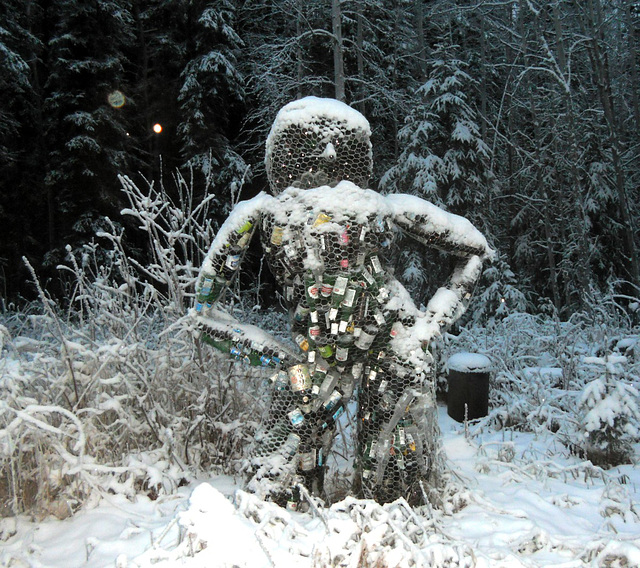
xmin=441 ymin=312 xmax=640 ymax=466
xmin=0 ymin=170 xmax=271 ymax=518
xmin=576 ymin=355 xmax=640 ymax=467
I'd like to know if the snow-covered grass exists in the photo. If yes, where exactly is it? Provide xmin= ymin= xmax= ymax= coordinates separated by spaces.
xmin=1 ymin=405 xmax=638 ymax=567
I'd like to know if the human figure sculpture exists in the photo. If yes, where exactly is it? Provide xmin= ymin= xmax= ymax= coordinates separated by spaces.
xmin=192 ymin=96 xmax=493 ymax=507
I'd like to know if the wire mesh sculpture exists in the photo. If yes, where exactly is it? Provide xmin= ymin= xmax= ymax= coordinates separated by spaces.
xmin=192 ymin=97 xmax=493 ymax=507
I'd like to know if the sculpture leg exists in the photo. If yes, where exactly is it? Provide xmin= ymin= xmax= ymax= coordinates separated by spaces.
xmin=356 ymin=353 xmax=442 ymax=505
xmin=244 ymin=367 xmax=339 ymax=506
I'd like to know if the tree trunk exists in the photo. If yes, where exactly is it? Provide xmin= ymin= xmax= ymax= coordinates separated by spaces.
xmin=332 ymin=0 xmax=345 ymax=101
xmin=624 ymin=0 xmax=640 ymax=130
xmin=355 ymin=10 xmax=365 ymax=114
xmin=297 ymin=0 xmax=305 ymax=99
xmin=415 ymin=0 xmax=427 ymax=83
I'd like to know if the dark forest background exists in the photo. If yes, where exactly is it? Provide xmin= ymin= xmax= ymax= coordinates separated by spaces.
xmin=1 ymin=0 xmax=640 ymax=319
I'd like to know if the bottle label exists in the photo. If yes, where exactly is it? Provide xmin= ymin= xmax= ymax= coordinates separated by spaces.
xmin=336 ymin=346 xmax=348 ymax=361
xmin=362 ymin=268 xmax=375 ymax=286
xmin=321 ymin=282 xmax=333 ymax=297
xmin=289 ymin=364 xmax=312 ymax=391
xmin=237 ymin=220 xmax=253 ymax=234
xmin=333 ymin=276 xmax=348 ymax=296
xmin=307 ymin=283 xmax=320 ymax=299
xmin=323 ymin=389 xmax=342 ymax=411
xmin=295 ymin=334 xmax=310 ymax=351
xmin=288 ymin=408 xmax=304 ymax=427
xmin=318 ymin=344 xmax=334 ymax=358
xmin=225 ymin=254 xmax=241 ymax=270
xmin=342 ymin=288 xmax=357 ymax=308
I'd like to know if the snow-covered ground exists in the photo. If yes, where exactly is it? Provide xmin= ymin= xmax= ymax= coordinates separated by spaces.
xmin=2 ymin=407 xmax=639 ymax=568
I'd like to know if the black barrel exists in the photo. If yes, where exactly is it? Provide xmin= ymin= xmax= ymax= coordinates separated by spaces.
xmin=446 ymin=353 xmax=492 ymax=422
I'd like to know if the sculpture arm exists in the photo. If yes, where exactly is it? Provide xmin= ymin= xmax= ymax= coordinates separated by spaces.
xmin=192 ymin=193 xmax=301 ymax=368
xmin=194 ymin=193 xmax=269 ymax=313
xmin=385 ymin=194 xmax=495 ymax=346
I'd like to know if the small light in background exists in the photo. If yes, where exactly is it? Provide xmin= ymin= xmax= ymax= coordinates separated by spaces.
xmin=153 ymin=123 xmax=163 ymax=134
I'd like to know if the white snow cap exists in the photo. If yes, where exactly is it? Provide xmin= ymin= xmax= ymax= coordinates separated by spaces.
xmin=447 ymin=352 xmax=492 ymax=373
xmin=266 ymin=96 xmax=371 ymax=149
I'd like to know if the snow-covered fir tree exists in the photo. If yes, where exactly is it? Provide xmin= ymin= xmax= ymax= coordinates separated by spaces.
xmin=380 ymin=46 xmax=494 ymax=221
xmin=43 ymin=0 xmax=135 ymax=263
xmin=467 ymin=254 xmax=529 ymax=325
xmin=579 ymin=354 xmax=640 ymax=467
xmin=177 ymin=0 xmax=246 ymax=197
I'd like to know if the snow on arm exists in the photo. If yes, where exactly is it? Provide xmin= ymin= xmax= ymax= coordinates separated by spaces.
xmin=384 ymin=194 xmax=492 ymax=357
xmin=385 ymin=193 xmax=494 ymax=259
xmin=200 ymin=192 xmax=273 ymax=274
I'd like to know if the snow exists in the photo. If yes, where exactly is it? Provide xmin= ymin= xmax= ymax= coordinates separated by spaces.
xmin=385 ymin=193 xmax=494 ymax=258
xmin=447 ymin=352 xmax=492 ymax=373
xmin=3 ymin=406 xmax=639 ymax=568
xmin=265 ymin=97 xmax=371 ymax=162
xmin=200 ymin=191 xmax=272 ymax=272
xmin=265 ymin=182 xmax=392 ymax=227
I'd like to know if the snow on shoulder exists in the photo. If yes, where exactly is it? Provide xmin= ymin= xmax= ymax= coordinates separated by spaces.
xmin=267 ymin=181 xmax=391 ymax=225
xmin=447 ymin=352 xmax=492 ymax=373
xmin=201 ymin=192 xmax=273 ymax=273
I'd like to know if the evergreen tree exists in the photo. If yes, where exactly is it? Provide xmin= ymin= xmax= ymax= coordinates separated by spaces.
xmin=42 ymin=0 xmax=135 ymax=264
xmin=0 ymin=0 xmax=47 ymax=297
xmin=177 ymin=1 xmax=247 ymax=206
xmin=381 ymin=48 xmax=494 ymax=223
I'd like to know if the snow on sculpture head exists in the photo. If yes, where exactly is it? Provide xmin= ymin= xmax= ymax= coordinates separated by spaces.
xmin=265 ymin=96 xmax=373 ymax=194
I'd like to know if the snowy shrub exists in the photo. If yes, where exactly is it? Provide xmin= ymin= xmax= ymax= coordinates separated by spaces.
xmin=0 ymin=170 xmax=272 ymax=517
xmin=576 ymin=355 xmax=640 ymax=468
xmin=439 ymin=313 xmax=637 ymax=439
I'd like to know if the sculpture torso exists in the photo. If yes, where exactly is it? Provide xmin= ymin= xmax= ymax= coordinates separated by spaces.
xmin=260 ymin=184 xmax=411 ymax=392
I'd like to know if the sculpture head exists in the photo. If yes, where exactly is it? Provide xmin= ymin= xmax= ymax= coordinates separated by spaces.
xmin=265 ymin=96 xmax=373 ymax=194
